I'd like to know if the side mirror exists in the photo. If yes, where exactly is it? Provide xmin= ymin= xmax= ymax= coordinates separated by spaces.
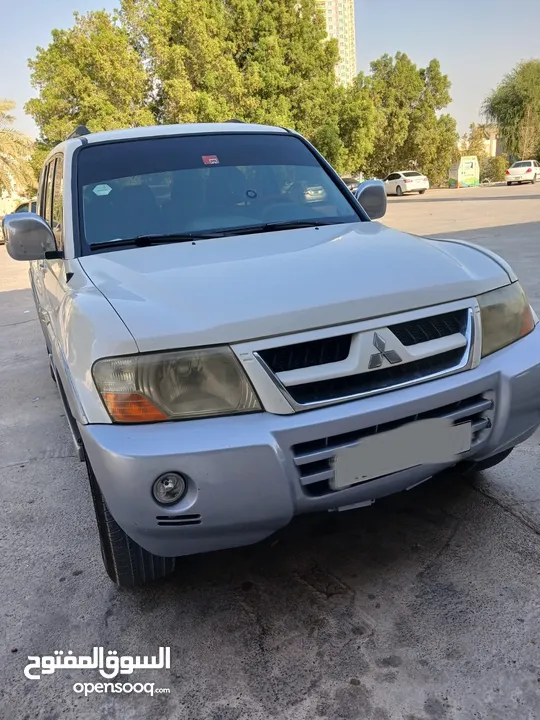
xmin=3 ymin=212 xmax=56 ymax=261
xmin=355 ymin=180 xmax=387 ymax=220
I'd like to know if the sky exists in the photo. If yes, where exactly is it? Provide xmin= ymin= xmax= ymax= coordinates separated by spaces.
xmin=1 ymin=0 xmax=540 ymax=139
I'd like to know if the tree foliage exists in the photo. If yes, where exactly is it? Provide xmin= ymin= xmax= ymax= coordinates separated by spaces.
xmin=0 ymin=99 xmax=35 ymax=194
xmin=483 ymin=60 xmax=540 ymax=160
xmin=360 ymin=54 xmax=457 ymax=184
xmin=459 ymin=123 xmax=489 ymax=159
xmin=480 ymin=155 xmax=508 ymax=183
xmin=26 ymin=4 xmax=457 ymax=181
xmin=25 ymin=11 xmax=155 ymax=145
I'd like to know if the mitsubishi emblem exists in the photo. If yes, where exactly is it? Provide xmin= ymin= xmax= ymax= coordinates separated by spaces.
xmin=368 ymin=332 xmax=402 ymax=369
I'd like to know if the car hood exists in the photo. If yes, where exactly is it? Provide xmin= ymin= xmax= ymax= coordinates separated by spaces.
xmin=78 ymin=222 xmax=510 ymax=352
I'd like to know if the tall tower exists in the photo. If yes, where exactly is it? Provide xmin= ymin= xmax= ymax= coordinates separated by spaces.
xmin=317 ymin=0 xmax=357 ymax=85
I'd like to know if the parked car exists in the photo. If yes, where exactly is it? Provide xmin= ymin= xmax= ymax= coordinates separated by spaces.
xmin=0 ymin=198 xmax=37 ymax=244
xmin=341 ymin=176 xmax=361 ymax=193
xmin=382 ymin=171 xmax=430 ymax=196
xmin=4 ymin=122 xmax=540 ymax=588
xmin=14 ymin=198 xmax=37 ymax=214
xmin=506 ymin=160 xmax=540 ymax=185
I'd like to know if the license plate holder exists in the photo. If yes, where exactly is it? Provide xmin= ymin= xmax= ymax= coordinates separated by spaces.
xmin=330 ymin=418 xmax=472 ymax=490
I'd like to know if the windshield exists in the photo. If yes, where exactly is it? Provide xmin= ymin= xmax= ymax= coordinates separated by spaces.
xmin=76 ymin=132 xmax=361 ymax=251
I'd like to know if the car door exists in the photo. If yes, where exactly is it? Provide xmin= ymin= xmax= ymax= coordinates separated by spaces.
xmin=30 ymin=162 xmax=54 ymax=344
xmin=42 ymin=154 xmax=67 ymax=354
xmin=384 ymin=173 xmax=398 ymax=195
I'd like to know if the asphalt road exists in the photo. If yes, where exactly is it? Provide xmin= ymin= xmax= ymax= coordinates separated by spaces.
xmin=1 ymin=184 xmax=540 ymax=720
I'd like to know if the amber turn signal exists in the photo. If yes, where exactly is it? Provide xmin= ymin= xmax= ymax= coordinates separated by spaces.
xmin=101 ymin=392 xmax=168 ymax=423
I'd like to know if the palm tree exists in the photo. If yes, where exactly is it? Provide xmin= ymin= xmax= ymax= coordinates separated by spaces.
xmin=0 ymin=99 xmax=35 ymax=194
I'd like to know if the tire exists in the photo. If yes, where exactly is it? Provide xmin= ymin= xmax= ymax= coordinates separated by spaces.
xmin=396 ymin=185 xmax=403 ymax=197
xmin=86 ymin=458 xmax=176 ymax=588
xmin=507 ymin=181 xmax=512 ymax=186
xmin=458 ymin=447 xmax=514 ymax=477
xmin=532 ymin=174 xmax=537 ymax=184
xmin=419 ymin=189 xmax=427 ymax=195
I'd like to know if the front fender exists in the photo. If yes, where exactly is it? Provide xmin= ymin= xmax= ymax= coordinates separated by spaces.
xmin=51 ymin=261 xmax=139 ymax=424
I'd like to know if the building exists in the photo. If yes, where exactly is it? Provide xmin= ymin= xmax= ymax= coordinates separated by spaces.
xmin=317 ymin=0 xmax=357 ymax=85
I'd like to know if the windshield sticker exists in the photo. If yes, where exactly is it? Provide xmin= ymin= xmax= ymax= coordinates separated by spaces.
xmin=93 ymin=184 xmax=112 ymax=196
xmin=202 ymin=155 xmax=220 ymax=166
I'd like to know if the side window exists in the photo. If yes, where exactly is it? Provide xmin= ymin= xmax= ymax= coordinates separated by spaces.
xmin=44 ymin=160 xmax=55 ymax=225
xmin=37 ymin=164 xmax=49 ymax=217
xmin=52 ymin=156 xmax=64 ymax=249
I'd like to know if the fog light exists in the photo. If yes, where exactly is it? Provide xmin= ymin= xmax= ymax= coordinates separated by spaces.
xmin=152 ymin=472 xmax=187 ymax=505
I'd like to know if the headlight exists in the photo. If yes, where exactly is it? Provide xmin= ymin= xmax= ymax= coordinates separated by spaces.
xmin=478 ymin=282 xmax=536 ymax=358
xmin=92 ymin=347 xmax=261 ymax=423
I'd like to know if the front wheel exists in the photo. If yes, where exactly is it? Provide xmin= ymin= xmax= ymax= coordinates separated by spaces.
xmin=396 ymin=185 xmax=403 ymax=197
xmin=507 ymin=181 xmax=512 ymax=186
xmin=86 ymin=458 xmax=176 ymax=588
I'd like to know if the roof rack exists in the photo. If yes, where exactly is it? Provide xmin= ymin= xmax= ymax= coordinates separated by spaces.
xmin=67 ymin=125 xmax=91 ymax=140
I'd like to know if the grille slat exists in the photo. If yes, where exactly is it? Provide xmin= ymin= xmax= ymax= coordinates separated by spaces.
xmin=156 ymin=513 xmax=202 ymax=527
xmin=292 ymin=394 xmax=493 ymax=496
xmin=258 ymin=334 xmax=352 ymax=374
xmin=287 ymin=348 xmax=465 ymax=405
xmin=257 ymin=309 xmax=469 ymax=405
xmin=390 ymin=310 xmax=467 ymax=347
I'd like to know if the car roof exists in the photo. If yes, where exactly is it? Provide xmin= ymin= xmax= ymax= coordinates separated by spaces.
xmin=44 ymin=122 xmax=291 ymax=165
xmin=84 ymin=122 xmax=287 ymax=144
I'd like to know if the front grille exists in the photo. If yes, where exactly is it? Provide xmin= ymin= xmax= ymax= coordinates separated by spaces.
xmin=258 ymin=309 xmax=468 ymax=377
xmin=292 ymin=394 xmax=493 ymax=497
xmin=258 ymin=335 xmax=352 ymax=373
xmin=287 ymin=347 xmax=465 ymax=405
xmin=389 ymin=309 xmax=468 ymax=346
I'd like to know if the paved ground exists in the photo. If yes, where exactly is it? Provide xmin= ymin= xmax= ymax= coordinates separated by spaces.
xmin=1 ymin=184 xmax=540 ymax=720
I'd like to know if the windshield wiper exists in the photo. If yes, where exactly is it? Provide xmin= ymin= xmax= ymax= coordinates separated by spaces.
xmin=90 ymin=231 xmax=224 ymax=250
xmin=219 ymin=220 xmax=335 ymax=237
xmin=90 ymin=220 xmax=337 ymax=250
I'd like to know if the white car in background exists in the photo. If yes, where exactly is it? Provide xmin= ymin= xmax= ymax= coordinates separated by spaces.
xmin=382 ymin=171 xmax=429 ymax=197
xmin=506 ymin=160 xmax=540 ymax=185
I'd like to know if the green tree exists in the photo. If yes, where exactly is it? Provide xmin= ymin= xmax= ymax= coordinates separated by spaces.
xmin=362 ymin=54 xmax=457 ymax=185
xmin=27 ymin=1 xmax=344 ymax=158
xmin=336 ymin=76 xmax=377 ymax=174
xmin=480 ymin=155 xmax=508 ymax=183
xmin=121 ymin=0 xmax=339 ymax=135
xmin=25 ymin=10 xmax=155 ymax=146
xmin=460 ymin=123 xmax=488 ymax=159
xmin=483 ymin=60 xmax=540 ymax=160
xmin=0 ymin=100 xmax=35 ymax=194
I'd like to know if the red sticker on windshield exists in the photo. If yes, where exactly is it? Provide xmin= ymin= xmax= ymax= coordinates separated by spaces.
xmin=202 ymin=155 xmax=220 ymax=165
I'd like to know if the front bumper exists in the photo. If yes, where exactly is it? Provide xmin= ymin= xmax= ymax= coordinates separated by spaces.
xmin=80 ymin=325 xmax=540 ymax=558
